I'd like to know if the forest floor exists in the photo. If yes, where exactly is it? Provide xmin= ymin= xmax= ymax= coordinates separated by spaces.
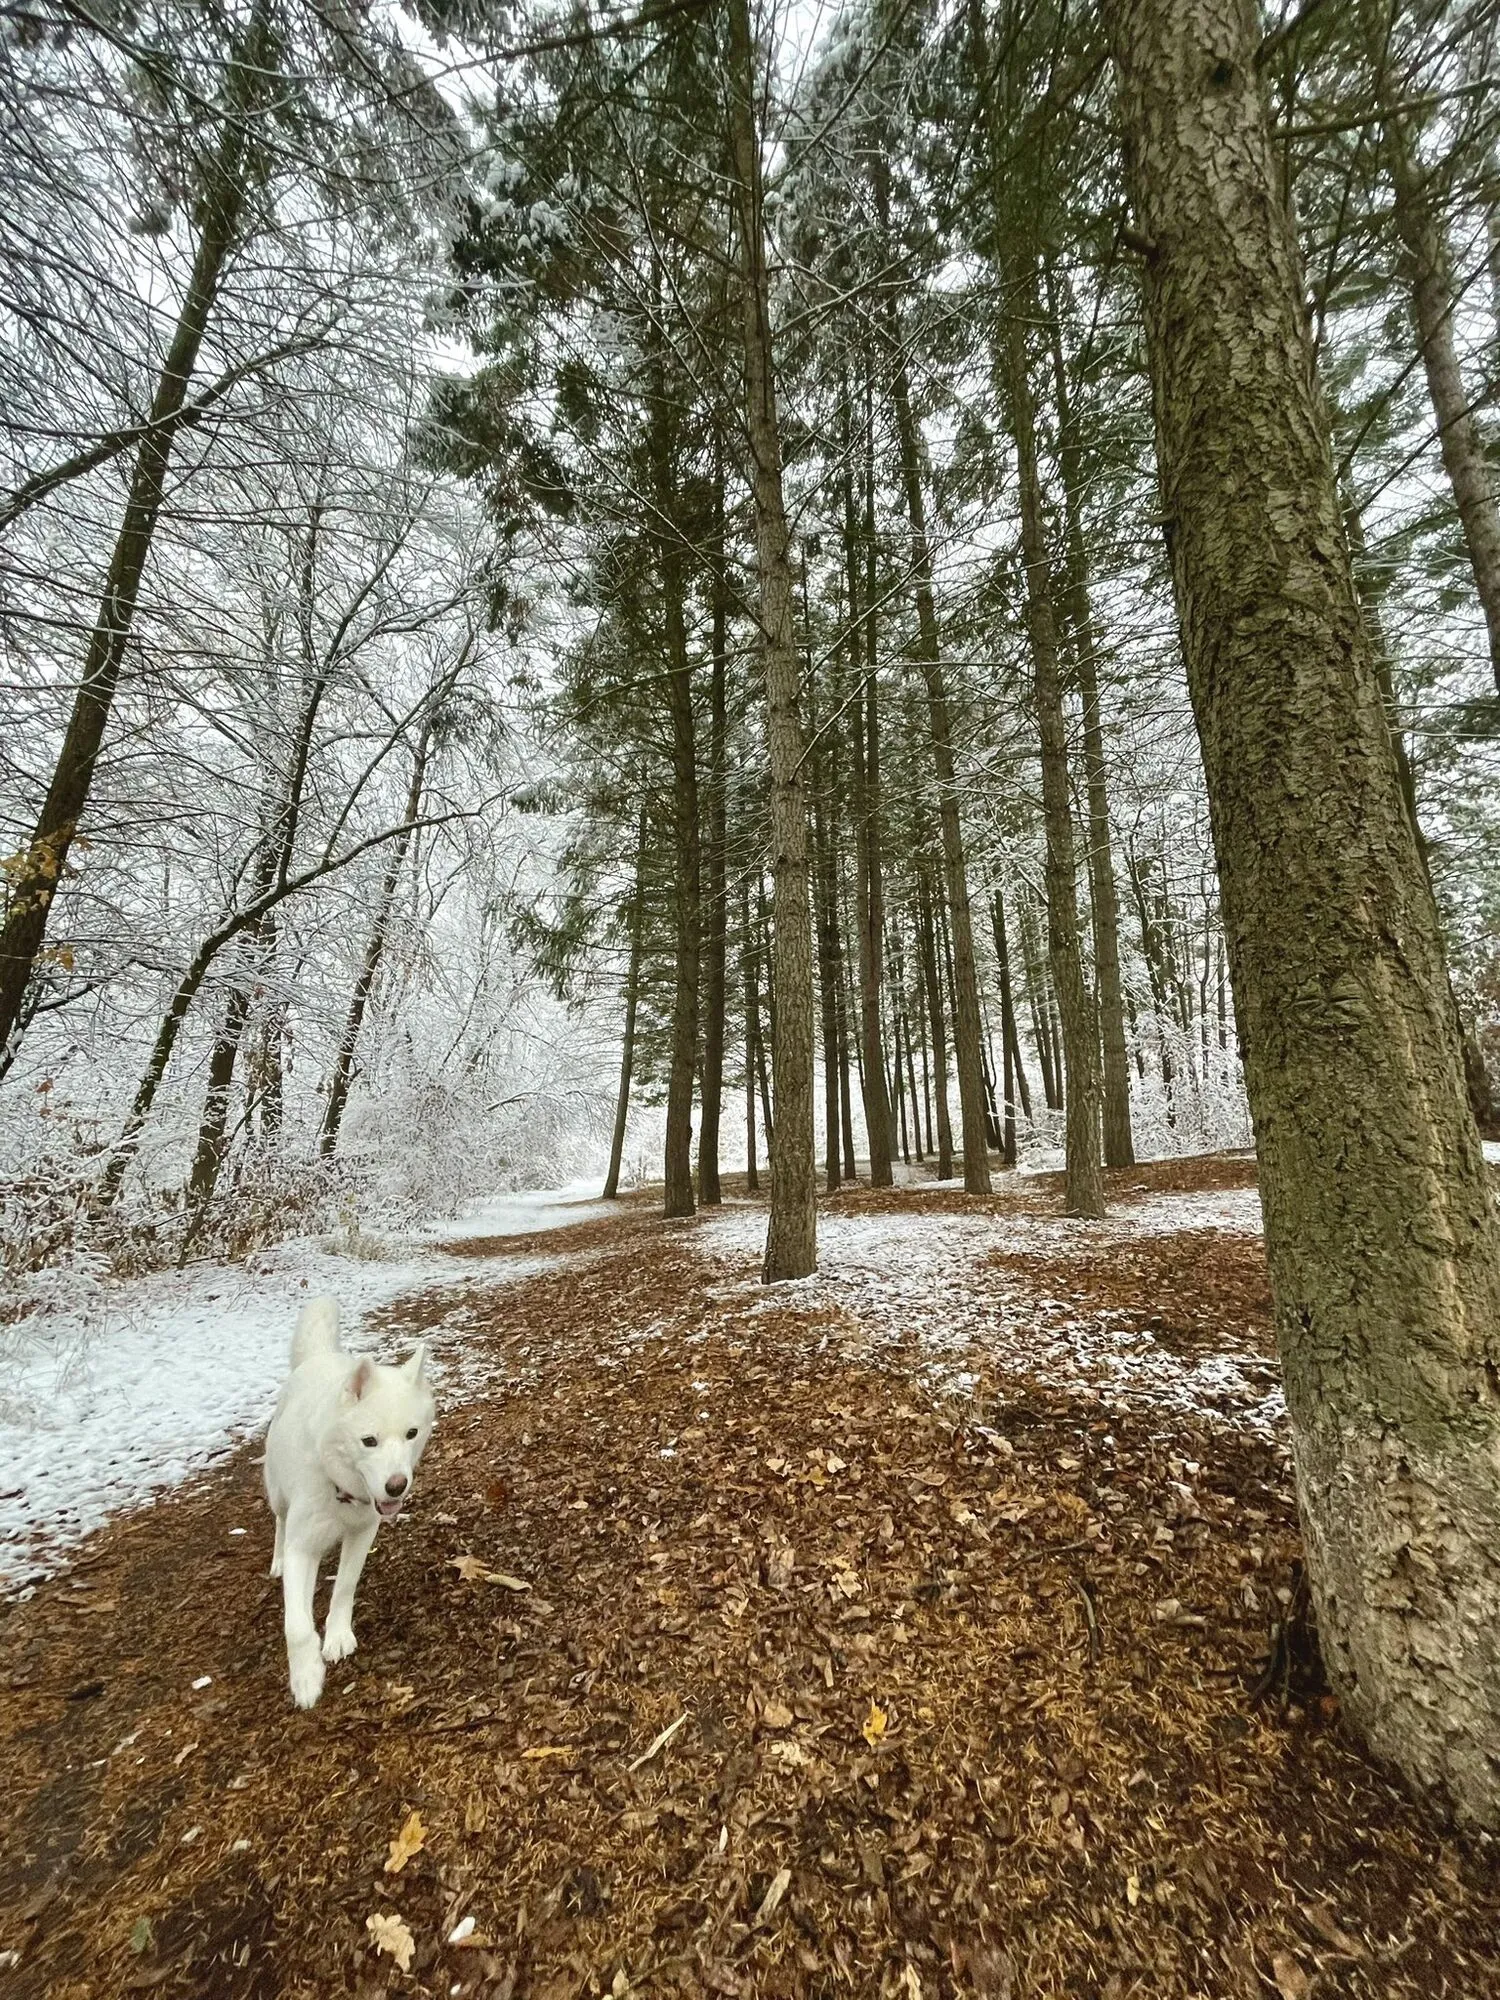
xmin=2 ymin=1156 xmax=1499 ymax=2000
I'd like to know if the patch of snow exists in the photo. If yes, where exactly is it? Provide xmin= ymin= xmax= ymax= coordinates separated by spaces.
xmin=424 ymin=1179 xmax=616 ymax=1242
xmin=693 ymin=1189 xmax=1279 ymax=1441
xmin=1484 ymin=1140 xmax=1500 ymax=1165
xmin=1111 ymin=1187 xmax=1263 ymax=1234
xmin=0 ymin=1187 xmax=607 ymax=1591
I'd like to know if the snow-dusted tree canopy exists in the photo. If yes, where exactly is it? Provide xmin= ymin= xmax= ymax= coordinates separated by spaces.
xmin=1 ymin=0 xmax=1496 ymax=1284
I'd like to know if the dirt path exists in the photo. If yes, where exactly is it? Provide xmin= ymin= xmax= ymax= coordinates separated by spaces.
xmin=2 ymin=1165 xmax=1497 ymax=1999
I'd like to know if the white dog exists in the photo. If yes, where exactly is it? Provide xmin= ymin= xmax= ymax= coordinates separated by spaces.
xmin=263 ymin=1296 xmax=435 ymax=1708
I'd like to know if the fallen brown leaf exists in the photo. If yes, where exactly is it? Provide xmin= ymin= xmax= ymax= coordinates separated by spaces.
xmin=384 ymin=1810 xmax=426 ymax=1874
xmin=366 ymin=1911 xmax=414 ymax=1971
xmin=1270 ymin=1949 xmax=1311 ymax=2000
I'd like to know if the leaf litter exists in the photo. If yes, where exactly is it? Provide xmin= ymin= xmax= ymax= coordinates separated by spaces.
xmin=0 ymin=1158 xmax=1497 ymax=1998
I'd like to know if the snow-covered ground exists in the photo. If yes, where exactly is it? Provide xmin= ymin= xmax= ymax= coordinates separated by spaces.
xmin=0 ymin=1183 xmax=610 ymax=1591
xmin=419 ymin=1181 xmax=617 ymax=1242
xmin=696 ymin=1186 xmax=1281 ymax=1439
xmin=4 ymin=1155 xmax=1478 ymax=1591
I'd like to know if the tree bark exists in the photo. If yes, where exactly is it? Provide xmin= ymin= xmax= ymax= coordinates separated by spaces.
xmin=885 ymin=284 xmax=991 ymax=1193
xmin=916 ymin=863 xmax=954 ymax=1178
xmin=1003 ymin=295 xmax=1103 ymax=1218
xmin=1127 ymin=838 xmax=1178 ymax=1120
xmin=185 ymin=980 xmax=255 ymax=1217
xmin=991 ymin=887 xmax=1033 ymax=1125
xmin=1382 ymin=113 xmax=1500 ymax=695
xmin=603 ymin=805 xmax=648 ymax=1200
xmin=0 ymin=6 xmax=268 ymax=1069
xmin=1043 ymin=262 xmax=1135 ymax=1167
xmin=888 ymin=938 xmax=910 ymax=1164
xmin=183 ymin=842 xmax=277 ymax=1222
xmin=728 ymin=0 xmax=816 ymax=1278
xmin=1020 ymin=895 xmax=1061 ymax=1113
xmin=743 ymin=871 xmax=759 ymax=1193
xmin=755 ymin=880 xmax=777 ymax=1152
xmin=844 ymin=400 xmax=894 ymax=1186
xmin=652 ymin=380 xmax=701 ymax=1221
xmin=916 ymin=980 xmax=934 ymax=1156
xmin=1107 ymin=0 xmax=1500 ymax=1828
xmin=698 ymin=481 xmax=729 ymax=1205
xmin=809 ymin=639 xmax=843 ymax=1193
xmin=836 ymin=893 xmax=858 ymax=1179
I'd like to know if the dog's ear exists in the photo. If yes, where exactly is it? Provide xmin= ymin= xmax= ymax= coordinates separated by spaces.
xmin=345 ymin=1357 xmax=376 ymax=1402
xmin=402 ymin=1342 xmax=428 ymax=1384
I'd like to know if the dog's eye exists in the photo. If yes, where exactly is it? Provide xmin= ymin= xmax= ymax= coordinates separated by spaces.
xmin=406 ymin=1427 xmax=419 ymax=1440
xmin=361 ymin=1434 xmax=378 ymax=1448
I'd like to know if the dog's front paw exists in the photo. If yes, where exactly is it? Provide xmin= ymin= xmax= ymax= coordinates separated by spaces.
xmin=321 ymin=1623 xmax=357 ymax=1663
xmin=287 ymin=1641 xmax=325 ymax=1709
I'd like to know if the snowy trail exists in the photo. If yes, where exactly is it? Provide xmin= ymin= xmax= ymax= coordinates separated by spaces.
xmin=0 ymin=1181 xmax=612 ymax=1591
xmin=0 ymin=1168 xmax=1301 ymax=1590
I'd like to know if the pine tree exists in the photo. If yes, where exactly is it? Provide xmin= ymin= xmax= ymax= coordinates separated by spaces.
xmin=1106 ymin=0 xmax=1500 ymax=1829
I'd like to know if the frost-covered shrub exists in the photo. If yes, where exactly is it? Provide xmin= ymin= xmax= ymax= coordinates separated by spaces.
xmin=1127 ymin=1018 xmax=1252 ymax=1160
xmin=340 ymin=1067 xmax=613 ymax=1224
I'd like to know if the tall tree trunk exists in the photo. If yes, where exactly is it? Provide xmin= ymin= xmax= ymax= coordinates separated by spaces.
xmin=916 ymin=991 xmax=934 ymax=1156
xmin=1127 ymin=841 xmax=1178 ymax=1121
xmin=1020 ymin=896 xmax=1061 ymax=1112
xmin=824 ymin=794 xmax=853 ymax=1183
xmin=0 ymin=5 xmax=268 ymax=1069
xmin=884 ymin=279 xmax=991 ymax=1193
xmin=653 ymin=383 xmax=701 ymax=1221
xmin=888 ymin=942 xmax=910 ymax=1165
xmin=182 ymin=837 xmax=277 ymax=1221
xmin=809 ymin=641 xmax=842 ymax=1194
xmin=743 ymin=871 xmax=760 ymax=1194
xmin=321 ymin=729 xmax=432 ymax=1160
xmin=979 ymin=1017 xmax=1003 ymax=1150
xmin=836 ymin=893 xmax=858 ymax=1179
xmin=916 ymin=863 xmax=954 ymax=1178
xmin=819 ymin=895 xmax=841 ymax=1189
xmin=892 ymin=921 xmax=921 ymax=1163
xmin=242 ymin=502 xmax=328 ymax=1143
xmin=1382 ymin=113 xmax=1500 ymax=694
xmin=98 ymin=900 xmax=268 ymax=1210
xmin=1043 ymin=262 xmax=1135 ymax=1167
xmin=991 ymin=887 xmax=1033 ymax=1124
xmin=698 ymin=480 xmax=730 ymax=1204
xmin=1107 ymin=0 xmax=1500 ymax=1828
xmin=185 ymin=979 xmax=255 ymax=1217
xmin=903 ymin=999 xmax=922 ymax=1162
xmin=603 ymin=805 xmax=648 ymax=1201
xmin=1003 ymin=294 xmax=1104 ymax=1219
xmin=844 ymin=398 xmax=895 ymax=1186
xmin=755 ymin=881 xmax=776 ymax=1151
xmin=251 ymin=919 xmax=285 ymax=1140
xmin=728 ymin=0 xmax=816 ymax=1279
xmin=1002 ymin=1043 xmax=1018 ymax=1167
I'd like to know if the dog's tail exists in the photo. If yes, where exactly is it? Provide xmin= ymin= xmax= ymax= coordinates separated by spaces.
xmin=291 ymin=1295 xmax=342 ymax=1368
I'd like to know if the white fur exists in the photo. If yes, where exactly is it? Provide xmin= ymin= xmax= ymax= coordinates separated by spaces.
xmin=263 ymin=1296 xmax=435 ymax=1709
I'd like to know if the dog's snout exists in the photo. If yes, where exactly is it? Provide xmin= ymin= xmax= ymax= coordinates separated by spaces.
xmin=385 ymin=1474 xmax=408 ymax=1497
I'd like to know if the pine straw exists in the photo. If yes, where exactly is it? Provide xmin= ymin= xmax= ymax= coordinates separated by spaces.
xmin=2 ymin=1163 xmax=1498 ymax=2000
